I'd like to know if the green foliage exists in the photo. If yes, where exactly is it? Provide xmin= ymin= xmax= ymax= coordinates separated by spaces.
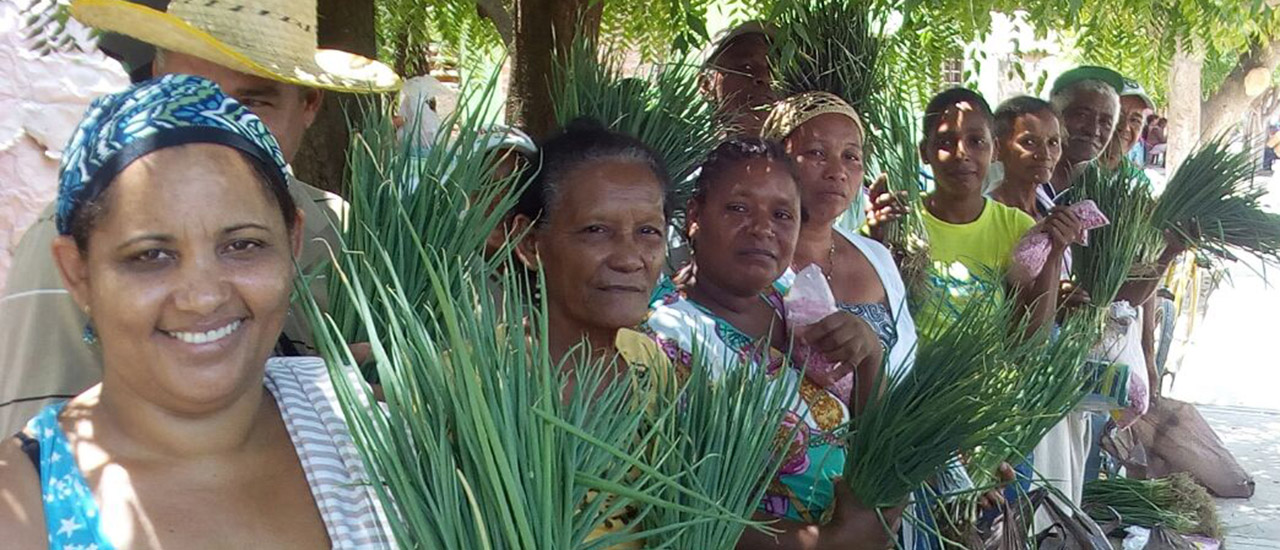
xmin=600 ymin=0 xmax=715 ymax=60
xmin=324 ymin=76 xmax=522 ymax=344
xmin=376 ymin=0 xmax=503 ymax=77
xmin=1014 ymin=0 xmax=1277 ymax=107
xmin=383 ymin=0 xmax=720 ymax=69
xmin=551 ymin=34 xmax=724 ymax=228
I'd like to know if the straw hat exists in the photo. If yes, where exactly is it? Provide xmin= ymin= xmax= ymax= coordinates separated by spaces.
xmin=760 ymin=91 xmax=865 ymax=142
xmin=70 ymin=0 xmax=401 ymax=93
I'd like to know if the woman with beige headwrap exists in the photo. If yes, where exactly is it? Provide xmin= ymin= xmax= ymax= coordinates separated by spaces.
xmin=725 ymin=91 xmax=919 ymax=549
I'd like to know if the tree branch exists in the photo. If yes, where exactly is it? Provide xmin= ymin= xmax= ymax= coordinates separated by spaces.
xmin=475 ymin=0 xmax=515 ymax=45
xmin=1201 ymin=37 xmax=1280 ymax=138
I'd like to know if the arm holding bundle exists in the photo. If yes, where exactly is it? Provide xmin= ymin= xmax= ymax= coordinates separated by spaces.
xmin=1013 ymin=207 xmax=1083 ymax=337
xmin=736 ymin=482 xmax=904 ymax=550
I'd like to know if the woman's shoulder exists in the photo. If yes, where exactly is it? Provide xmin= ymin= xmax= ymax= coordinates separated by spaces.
xmin=0 ymin=435 xmax=49 ymax=548
xmin=836 ymin=227 xmax=896 ymax=267
xmin=985 ymin=199 xmax=1037 ymax=233
xmin=646 ymin=294 xmax=713 ymax=337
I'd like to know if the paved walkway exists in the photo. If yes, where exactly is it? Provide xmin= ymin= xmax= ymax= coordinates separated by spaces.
xmin=1154 ymin=168 xmax=1279 ymax=548
xmin=1198 ymin=406 xmax=1280 ymax=550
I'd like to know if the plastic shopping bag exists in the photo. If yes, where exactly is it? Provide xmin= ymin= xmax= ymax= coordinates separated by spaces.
xmin=784 ymin=265 xmax=849 ymax=400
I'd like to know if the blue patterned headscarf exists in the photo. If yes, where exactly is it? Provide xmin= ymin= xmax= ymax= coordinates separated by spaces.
xmin=56 ymin=74 xmax=288 ymax=235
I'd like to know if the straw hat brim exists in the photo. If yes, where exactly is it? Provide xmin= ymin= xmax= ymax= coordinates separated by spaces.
xmin=72 ymin=0 xmax=401 ymax=93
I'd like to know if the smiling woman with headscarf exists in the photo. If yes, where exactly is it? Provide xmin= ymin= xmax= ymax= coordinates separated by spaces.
xmin=0 ymin=75 xmax=391 ymax=549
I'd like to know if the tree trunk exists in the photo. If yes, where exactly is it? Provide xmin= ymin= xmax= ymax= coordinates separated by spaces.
xmin=293 ymin=0 xmax=379 ymax=195
xmin=509 ymin=0 xmax=602 ymax=139
xmin=1166 ymin=40 xmax=1203 ymax=172
xmin=1200 ymin=38 xmax=1280 ymax=140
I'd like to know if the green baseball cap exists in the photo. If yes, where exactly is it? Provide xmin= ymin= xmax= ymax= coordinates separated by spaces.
xmin=1051 ymin=65 xmax=1155 ymax=109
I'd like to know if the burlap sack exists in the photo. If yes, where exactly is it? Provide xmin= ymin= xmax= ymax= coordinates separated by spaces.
xmin=1102 ymin=398 xmax=1255 ymax=498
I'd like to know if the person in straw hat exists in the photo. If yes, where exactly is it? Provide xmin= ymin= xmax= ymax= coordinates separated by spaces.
xmin=0 ymin=0 xmax=401 ymax=435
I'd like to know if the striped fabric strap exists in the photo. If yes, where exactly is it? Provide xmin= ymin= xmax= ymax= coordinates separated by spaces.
xmin=263 ymin=357 xmax=394 ymax=549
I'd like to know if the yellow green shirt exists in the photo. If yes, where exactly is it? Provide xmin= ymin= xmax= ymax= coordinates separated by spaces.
xmin=919 ymin=199 xmax=1036 ymax=326
xmin=924 ymin=198 xmax=1037 ymax=276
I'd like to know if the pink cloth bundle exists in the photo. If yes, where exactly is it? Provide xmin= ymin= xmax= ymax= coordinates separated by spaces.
xmin=1010 ymin=200 xmax=1109 ymax=282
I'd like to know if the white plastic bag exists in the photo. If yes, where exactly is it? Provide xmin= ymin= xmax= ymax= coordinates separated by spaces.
xmin=783 ymin=265 xmax=849 ymax=399
xmin=1088 ymin=301 xmax=1149 ymax=428
xmin=784 ymin=264 xmax=837 ymax=326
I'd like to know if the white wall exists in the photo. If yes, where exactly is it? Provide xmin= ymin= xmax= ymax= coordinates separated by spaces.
xmin=0 ymin=2 xmax=128 ymax=289
xmin=968 ymin=11 xmax=1079 ymax=106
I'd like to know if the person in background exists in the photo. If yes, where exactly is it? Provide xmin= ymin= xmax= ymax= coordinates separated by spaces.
xmin=395 ymin=75 xmax=451 ymax=151
xmin=1102 ymin=80 xmax=1156 ymax=172
xmin=480 ymin=125 xmax=538 ymax=259
xmin=0 ymin=74 xmax=392 ymax=550
xmin=1146 ymin=117 xmax=1168 ymax=167
xmin=0 ymin=0 xmax=401 ymax=435
xmin=701 ymin=22 xmax=777 ymax=137
xmin=1264 ymin=122 xmax=1280 ymax=173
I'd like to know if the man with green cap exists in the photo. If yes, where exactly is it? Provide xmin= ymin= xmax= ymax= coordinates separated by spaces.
xmin=1105 ymin=79 xmax=1157 ymax=171
xmin=1047 ymin=65 xmax=1125 ymax=193
xmin=1035 ymin=66 xmax=1181 ymax=530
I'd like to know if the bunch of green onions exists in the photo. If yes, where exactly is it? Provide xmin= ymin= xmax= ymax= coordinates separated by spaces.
xmin=862 ymin=89 xmax=931 ymax=300
xmin=769 ymin=0 xmax=885 ymax=114
xmin=324 ymin=80 xmax=524 ymax=344
xmin=639 ymin=342 xmax=799 ymax=548
xmin=303 ymin=76 xmax=803 ymax=549
xmin=963 ymin=312 xmax=1099 ymax=487
xmin=306 ymin=243 xmax=743 ymax=548
xmin=1083 ymin=474 xmax=1220 ymax=538
xmin=552 ymin=34 xmax=723 ymax=211
xmin=1153 ymin=135 xmax=1280 ymax=266
xmin=1069 ymin=163 xmax=1162 ymax=310
xmin=845 ymin=284 xmax=1027 ymax=509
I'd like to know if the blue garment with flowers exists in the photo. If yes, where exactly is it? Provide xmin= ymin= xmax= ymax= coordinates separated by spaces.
xmin=26 ymin=403 xmax=116 ymax=550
